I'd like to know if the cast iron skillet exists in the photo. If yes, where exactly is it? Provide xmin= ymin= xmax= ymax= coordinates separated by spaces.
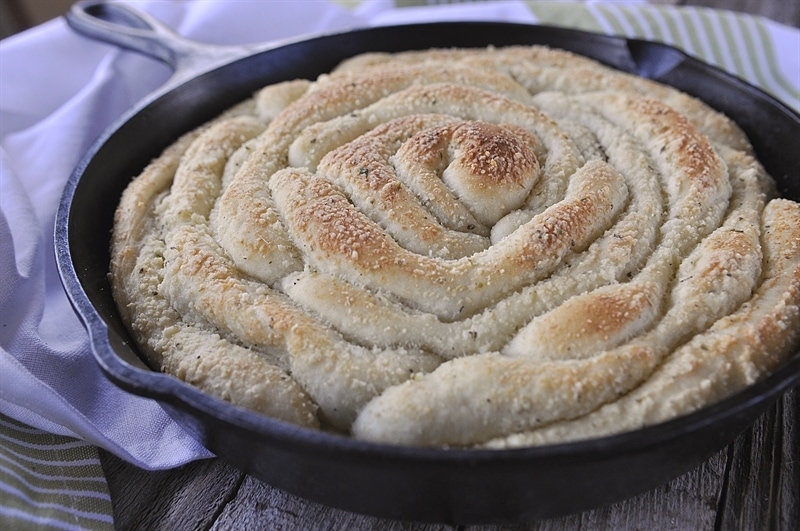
xmin=56 ymin=0 xmax=800 ymax=524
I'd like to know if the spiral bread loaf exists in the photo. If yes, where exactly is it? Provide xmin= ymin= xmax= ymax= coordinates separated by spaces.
xmin=110 ymin=45 xmax=800 ymax=447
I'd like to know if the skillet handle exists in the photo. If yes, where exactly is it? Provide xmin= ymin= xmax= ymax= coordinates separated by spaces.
xmin=65 ymin=0 xmax=248 ymax=78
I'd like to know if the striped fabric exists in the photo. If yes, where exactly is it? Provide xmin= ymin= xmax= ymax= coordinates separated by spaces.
xmin=390 ymin=0 xmax=799 ymax=111
xmin=0 ymin=414 xmax=113 ymax=531
xmin=522 ymin=1 xmax=800 ymax=113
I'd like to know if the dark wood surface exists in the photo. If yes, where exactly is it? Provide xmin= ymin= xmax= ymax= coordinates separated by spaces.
xmin=98 ymin=1 xmax=800 ymax=529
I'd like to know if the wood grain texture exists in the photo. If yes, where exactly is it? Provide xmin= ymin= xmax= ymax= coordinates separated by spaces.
xmin=714 ymin=388 xmax=799 ymax=531
xmin=98 ymin=1 xmax=799 ymax=529
xmin=99 ymin=455 xmax=245 ymax=530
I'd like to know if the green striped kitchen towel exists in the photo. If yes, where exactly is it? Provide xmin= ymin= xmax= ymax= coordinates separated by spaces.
xmin=0 ymin=414 xmax=113 ymax=531
xmin=381 ymin=0 xmax=800 ymax=112
xmin=525 ymin=1 xmax=800 ymax=112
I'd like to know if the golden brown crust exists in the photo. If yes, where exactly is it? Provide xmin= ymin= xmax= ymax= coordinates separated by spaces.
xmin=110 ymin=45 xmax=798 ymax=445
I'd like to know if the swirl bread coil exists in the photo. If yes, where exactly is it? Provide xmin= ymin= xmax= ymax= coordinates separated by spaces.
xmin=110 ymin=45 xmax=800 ymax=447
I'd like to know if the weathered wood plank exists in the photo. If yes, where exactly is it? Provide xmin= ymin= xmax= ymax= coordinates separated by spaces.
xmin=99 ymin=452 xmax=245 ymax=530
xmin=779 ymin=388 xmax=799 ymax=529
xmin=715 ymin=387 xmax=799 ymax=531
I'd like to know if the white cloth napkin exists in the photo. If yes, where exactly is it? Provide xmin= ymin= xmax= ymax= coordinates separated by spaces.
xmin=1 ymin=0 xmax=797 ymax=471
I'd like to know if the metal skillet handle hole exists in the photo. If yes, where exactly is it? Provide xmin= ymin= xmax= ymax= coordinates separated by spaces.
xmin=626 ymin=39 xmax=686 ymax=80
xmin=82 ymin=2 xmax=156 ymax=30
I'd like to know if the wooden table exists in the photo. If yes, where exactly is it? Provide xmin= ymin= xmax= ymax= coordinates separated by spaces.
xmin=97 ymin=1 xmax=800 ymax=529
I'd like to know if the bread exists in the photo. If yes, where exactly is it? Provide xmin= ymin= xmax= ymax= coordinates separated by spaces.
xmin=110 ymin=45 xmax=800 ymax=447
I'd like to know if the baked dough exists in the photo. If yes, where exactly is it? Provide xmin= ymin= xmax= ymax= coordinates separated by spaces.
xmin=110 ymin=45 xmax=800 ymax=446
